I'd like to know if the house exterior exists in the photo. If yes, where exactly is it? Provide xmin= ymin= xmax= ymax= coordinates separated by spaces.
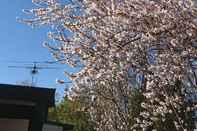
xmin=0 ymin=84 xmax=73 ymax=131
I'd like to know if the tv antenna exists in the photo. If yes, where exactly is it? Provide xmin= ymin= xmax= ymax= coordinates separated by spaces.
xmin=8 ymin=61 xmax=60 ymax=86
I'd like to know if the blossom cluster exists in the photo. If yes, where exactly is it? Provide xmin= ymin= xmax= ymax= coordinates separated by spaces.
xmin=22 ymin=0 xmax=197 ymax=130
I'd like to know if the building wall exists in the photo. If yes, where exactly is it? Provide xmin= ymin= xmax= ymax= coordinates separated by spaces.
xmin=0 ymin=119 xmax=29 ymax=131
xmin=42 ymin=124 xmax=63 ymax=131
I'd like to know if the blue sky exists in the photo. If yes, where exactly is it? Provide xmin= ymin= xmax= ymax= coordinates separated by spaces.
xmin=0 ymin=0 xmax=74 ymax=100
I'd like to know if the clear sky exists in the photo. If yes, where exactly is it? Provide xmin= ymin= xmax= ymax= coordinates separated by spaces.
xmin=0 ymin=0 xmax=74 ymax=100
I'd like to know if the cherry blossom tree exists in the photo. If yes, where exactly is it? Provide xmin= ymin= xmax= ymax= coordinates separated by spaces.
xmin=21 ymin=0 xmax=197 ymax=130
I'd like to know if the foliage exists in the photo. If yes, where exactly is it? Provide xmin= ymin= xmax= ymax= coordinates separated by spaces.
xmin=48 ymin=96 xmax=95 ymax=131
xmin=22 ymin=0 xmax=197 ymax=130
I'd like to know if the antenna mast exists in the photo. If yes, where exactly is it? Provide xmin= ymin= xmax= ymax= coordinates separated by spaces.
xmin=8 ymin=61 xmax=60 ymax=86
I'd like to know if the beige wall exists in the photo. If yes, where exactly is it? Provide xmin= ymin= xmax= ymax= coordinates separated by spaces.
xmin=0 ymin=119 xmax=29 ymax=131
xmin=0 ymin=119 xmax=64 ymax=131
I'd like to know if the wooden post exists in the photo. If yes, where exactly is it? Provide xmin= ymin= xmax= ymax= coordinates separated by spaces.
xmin=28 ymin=103 xmax=47 ymax=131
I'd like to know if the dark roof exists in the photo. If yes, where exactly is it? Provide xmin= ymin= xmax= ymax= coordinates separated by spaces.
xmin=0 ymin=104 xmax=34 ymax=119
xmin=0 ymin=84 xmax=55 ymax=107
xmin=0 ymin=84 xmax=74 ymax=131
